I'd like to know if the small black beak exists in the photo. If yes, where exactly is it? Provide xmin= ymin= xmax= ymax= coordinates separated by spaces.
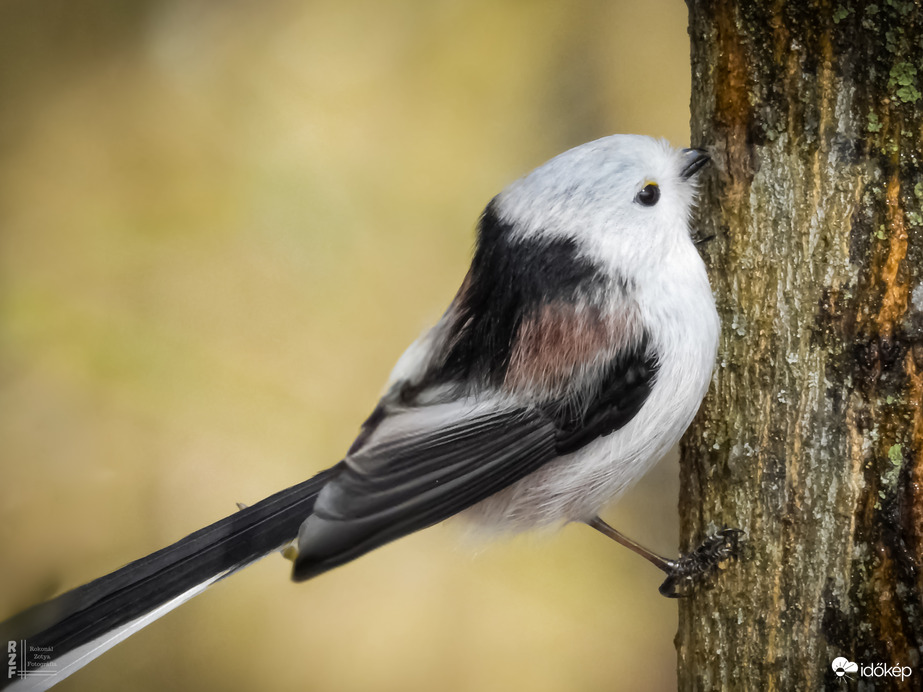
xmin=680 ymin=148 xmax=710 ymax=180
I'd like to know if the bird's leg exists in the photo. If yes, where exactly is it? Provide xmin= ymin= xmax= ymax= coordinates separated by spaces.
xmin=587 ymin=516 xmax=743 ymax=598
xmin=587 ymin=516 xmax=674 ymax=571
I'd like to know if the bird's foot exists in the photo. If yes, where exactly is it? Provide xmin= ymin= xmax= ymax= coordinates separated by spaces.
xmin=658 ymin=528 xmax=744 ymax=598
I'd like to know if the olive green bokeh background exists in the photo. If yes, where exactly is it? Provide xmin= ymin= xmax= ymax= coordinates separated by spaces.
xmin=0 ymin=1 xmax=692 ymax=690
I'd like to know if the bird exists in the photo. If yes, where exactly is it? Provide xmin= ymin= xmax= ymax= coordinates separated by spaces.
xmin=1 ymin=134 xmax=739 ymax=692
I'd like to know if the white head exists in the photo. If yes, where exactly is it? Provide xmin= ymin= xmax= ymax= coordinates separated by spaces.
xmin=492 ymin=135 xmax=707 ymax=277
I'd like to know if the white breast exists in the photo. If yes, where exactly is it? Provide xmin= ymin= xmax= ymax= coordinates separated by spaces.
xmin=464 ymin=240 xmax=719 ymax=532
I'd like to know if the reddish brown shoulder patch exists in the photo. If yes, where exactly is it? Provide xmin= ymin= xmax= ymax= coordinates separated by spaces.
xmin=504 ymin=301 xmax=641 ymax=396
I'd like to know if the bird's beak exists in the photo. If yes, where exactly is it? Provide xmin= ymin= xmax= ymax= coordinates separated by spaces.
xmin=680 ymin=148 xmax=710 ymax=180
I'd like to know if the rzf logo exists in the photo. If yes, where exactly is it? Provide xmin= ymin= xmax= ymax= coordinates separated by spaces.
xmin=7 ymin=640 xmax=16 ymax=680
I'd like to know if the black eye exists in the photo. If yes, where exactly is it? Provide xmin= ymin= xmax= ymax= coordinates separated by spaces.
xmin=635 ymin=183 xmax=660 ymax=207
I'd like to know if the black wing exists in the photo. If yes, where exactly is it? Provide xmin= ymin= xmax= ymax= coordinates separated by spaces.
xmin=292 ymin=405 xmax=558 ymax=580
xmin=292 ymin=337 xmax=657 ymax=581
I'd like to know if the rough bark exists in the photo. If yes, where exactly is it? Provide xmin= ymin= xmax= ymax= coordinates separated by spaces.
xmin=678 ymin=1 xmax=923 ymax=689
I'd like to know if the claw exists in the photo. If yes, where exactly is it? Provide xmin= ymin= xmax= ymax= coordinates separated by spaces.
xmin=658 ymin=528 xmax=744 ymax=598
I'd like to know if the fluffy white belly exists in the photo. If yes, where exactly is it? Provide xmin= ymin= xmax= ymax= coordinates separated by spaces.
xmin=463 ymin=282 xmax=719 ymax=531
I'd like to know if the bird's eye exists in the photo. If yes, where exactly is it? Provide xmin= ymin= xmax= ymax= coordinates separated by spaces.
xmin=635 ymin=183 xmax=660 ymax=207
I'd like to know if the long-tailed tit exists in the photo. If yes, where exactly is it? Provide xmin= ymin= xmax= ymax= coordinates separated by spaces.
xmin=1 ymin=134 xmax=739 ymax=692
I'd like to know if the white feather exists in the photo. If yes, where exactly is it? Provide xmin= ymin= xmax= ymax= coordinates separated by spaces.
xmin=465 ymin=135 xmax=719 ymax=528
xmin=3 ymin=570 xmax=234 ymax=692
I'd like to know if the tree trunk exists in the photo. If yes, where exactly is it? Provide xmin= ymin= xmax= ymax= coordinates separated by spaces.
xmin=678 ymin=1 xmax=923 ymax=689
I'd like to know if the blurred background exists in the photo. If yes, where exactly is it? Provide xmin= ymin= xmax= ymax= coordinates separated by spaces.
xmin=0 ymin=1 xmax=692 ymax=690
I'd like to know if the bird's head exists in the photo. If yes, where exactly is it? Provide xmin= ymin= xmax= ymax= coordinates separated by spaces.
xmin=492 ymin=135 xmax=709 ymax=275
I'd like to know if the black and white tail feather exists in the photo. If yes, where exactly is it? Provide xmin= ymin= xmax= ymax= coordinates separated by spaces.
xmin=0 ymin=467 xmax=342 ymax=691
xmin=1 ymin=135 xmax=724 ymax=691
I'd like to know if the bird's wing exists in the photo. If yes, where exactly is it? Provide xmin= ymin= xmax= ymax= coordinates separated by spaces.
xmin=292 ymin=402 xmax=557 ymax=580
xmin=293 ymin=330 xmax=657 ymax=581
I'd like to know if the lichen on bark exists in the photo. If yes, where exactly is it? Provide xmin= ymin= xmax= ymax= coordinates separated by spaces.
xmin=678 ymin=1 xmax=923 ymax=689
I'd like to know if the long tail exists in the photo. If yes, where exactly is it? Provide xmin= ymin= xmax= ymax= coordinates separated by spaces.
xmin=0 ymin=463 xmax=343 ymax=691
